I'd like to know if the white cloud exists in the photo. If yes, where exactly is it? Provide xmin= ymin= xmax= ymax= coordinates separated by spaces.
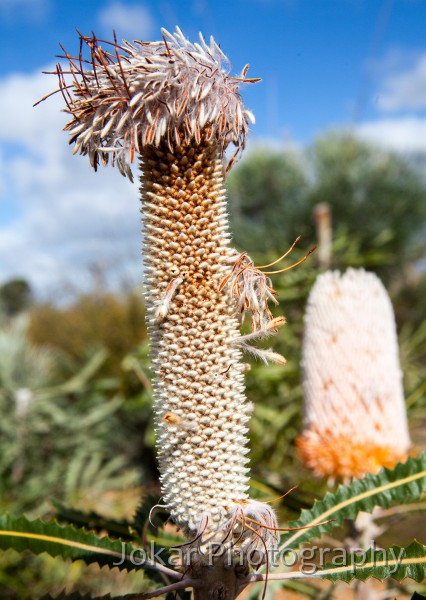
xmin=0 ymin=68 xmax=142 ymax=300
xmin=376 ymin=53 xmax=426 ymax=112
xmin=98 ymin=2 xmax=155 ymax=40
xmin=357 ymin=116 xmax=426 ymax=152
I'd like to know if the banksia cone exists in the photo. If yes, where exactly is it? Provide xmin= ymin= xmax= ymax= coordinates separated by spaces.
xmin=297 ymin=268 xmax=411 ymax=481
xmin=42 ymin=28 xmax=284 ymax=565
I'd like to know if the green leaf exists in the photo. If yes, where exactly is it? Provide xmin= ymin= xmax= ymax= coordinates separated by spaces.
xmin=280 ymin=453 xmax=426 ymax=551
xmin=53 ymin=501 xmax=134 ymax=541
xmin=280 ymin=579 xmax=325 ymax=598
xmin=40 ymin=349 xmax=108 ymax=398
xmin=0 ymin=514 xmax=137 ymax=571
xmin=314 ymin=540 xmax=426 ymax=584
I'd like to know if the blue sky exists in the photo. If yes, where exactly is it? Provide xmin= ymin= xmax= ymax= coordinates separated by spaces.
xmin=1 ymin=0 xmax=426 ymax=297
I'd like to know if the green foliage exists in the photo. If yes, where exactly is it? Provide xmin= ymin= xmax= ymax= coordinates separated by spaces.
xmin=0 ymin=459 xmax=424 ymax=596
xmin=280 ymin=453 xmax=426 ymax=551
xmin=227 ymin=148 xmax=310 ymax=253
xmin=0 ymin=314 xmax=54 ymax=391
xmin=0 ymin=279 xmax=32 ymax=317
xmin=53 ymin=503 xmax=134 ymax=541
xmin=25 ymin=292 xmax=158 ymax=485
xmin=28 ymin=292 xmax=147 ymax=395
xmin=308 ymin=134 xmax=426 ymax=268
xmin=315 ymin=540 xmax=426 ymax=584
xmin=1 ymin=457 xmax=426 ymax=595
xmin=227 ymin=133 xmax=426 ymax=277
xmin=2 ymin=136 xmax=425 ymax=596
xmin=0 ymin=515 xmax=135 ymax=571
xmin=226 ymin=139 xmax=426 ymax=483
xmin=0 ymin=304 xmax=157 ymax=596
xmin=0 ymin=315 xmax=141 ymax=517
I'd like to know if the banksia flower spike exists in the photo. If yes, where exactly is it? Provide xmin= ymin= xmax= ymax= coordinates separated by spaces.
xmin=297 ymin=268 xmax=411 ymax=482
xmin=41 ymin=28 xmax=288 ymax=589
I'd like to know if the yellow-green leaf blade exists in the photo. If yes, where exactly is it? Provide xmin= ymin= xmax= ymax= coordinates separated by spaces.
xmin=280 ymin=453 xmax=426 ymax=551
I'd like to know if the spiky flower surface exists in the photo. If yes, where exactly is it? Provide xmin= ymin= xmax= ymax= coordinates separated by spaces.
xmin=297 ymin=268 xmax=411 ymax=481
xmin=52 ymin=27 xmax=257 ymax=180
xmin=141 ymin=140 xmax=280 ymax=551
xmin=44 ymin=27 xmax=280 ymax=558
xmin=141 ymin=139 xmax=253 ymax=534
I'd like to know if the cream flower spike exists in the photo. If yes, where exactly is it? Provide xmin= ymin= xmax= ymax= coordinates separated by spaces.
xmin=40 ymin=28 xmax=283 ymax=590
xmin=43 ymin=27 xmax=258 ymax=180
xmin=297 ymin=268 xmax=411 ymax=482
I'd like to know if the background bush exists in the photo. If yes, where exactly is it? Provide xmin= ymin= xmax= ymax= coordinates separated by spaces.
xmin=1 ymin=133 xmax=425 ymax=596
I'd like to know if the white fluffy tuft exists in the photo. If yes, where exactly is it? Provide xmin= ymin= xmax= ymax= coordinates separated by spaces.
xmin=48 ymin=27 xmax=258 ymax=179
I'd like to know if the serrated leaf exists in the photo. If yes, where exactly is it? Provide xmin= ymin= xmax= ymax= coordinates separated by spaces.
xmin=0 ymin=514 xmax=137 ymax=571
xmin=280 ymin=453 xmax=426 ymax=551
xmin=252 ymin=542 xmax=426 ymax=588
xmin=314 ymin=540 xmax=426 ymax=584
xmin=53 ymin=501 xmax=134 ymax=541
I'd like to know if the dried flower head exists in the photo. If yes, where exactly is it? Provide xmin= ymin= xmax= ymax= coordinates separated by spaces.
xmin=297 ymin=268 xmax=411 ymax=481
xmin=44 ymin=27 xmax=258 ymax=180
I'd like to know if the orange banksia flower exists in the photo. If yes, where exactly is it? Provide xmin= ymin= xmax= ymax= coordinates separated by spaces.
xmin=297 ymin=268 xmax=411 ymax=481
